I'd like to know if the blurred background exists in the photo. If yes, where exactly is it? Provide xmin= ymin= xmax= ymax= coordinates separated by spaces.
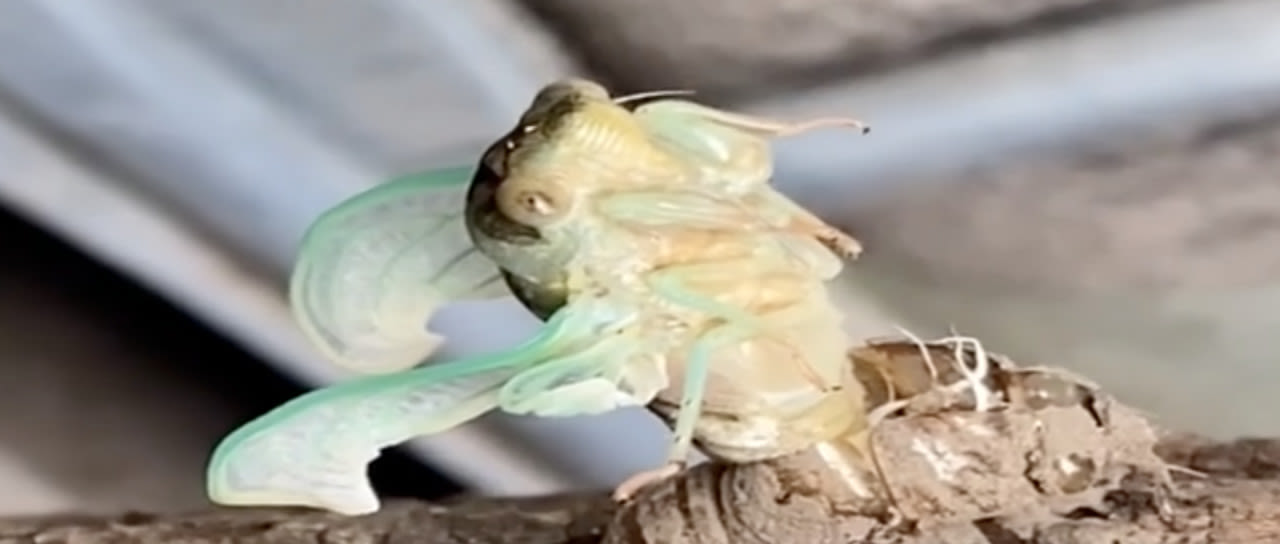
xmin=1 ymin=0 xmax=1278 ymax=516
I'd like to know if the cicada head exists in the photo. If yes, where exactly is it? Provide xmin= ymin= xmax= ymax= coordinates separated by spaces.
xmin=463 ymin=79 xmax=690 ymax=322
xmin=484 ymin=79 xmax=682 ymax=229
xmin=463 ymin=79 xmax=643 ymax=311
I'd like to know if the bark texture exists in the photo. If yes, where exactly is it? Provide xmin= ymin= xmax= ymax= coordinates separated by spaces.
xmin=2 ymin=436 xmax=1278 ymax=543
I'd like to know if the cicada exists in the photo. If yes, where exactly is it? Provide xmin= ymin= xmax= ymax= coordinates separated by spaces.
xmin=205 ymin=79 xmax=870 ymax=514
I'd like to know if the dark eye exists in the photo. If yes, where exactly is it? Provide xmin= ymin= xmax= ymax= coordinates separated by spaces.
xmin=497 ymin=181 xmax=572 ymax=227
xmin=519 ymin=191 xmax=554 ymax=215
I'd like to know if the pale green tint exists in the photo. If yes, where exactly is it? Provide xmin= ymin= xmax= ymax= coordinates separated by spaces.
xmin=206 ymin=305 xmax=588 ymax=515
xmin=289 ymin=166 xmax=510 ymax=375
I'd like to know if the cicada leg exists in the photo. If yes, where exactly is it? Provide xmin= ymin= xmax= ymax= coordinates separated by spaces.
xmin=647 ymin=260 xmax=759 ymax=322
xmin=634 ymin=99 xmax=868 ymax=143
xmin=633 ymin=100 xmax=867 ymax=261
xmin=757 ymin=191 xmax=863 ymax=260
xmin=615 ymin=262 xmax=842 ymax=502
xmin=646 ymin=260 xmax=835 ymax=391
xmin=634 ymin=99 xmax=866 ymax=181
xmin=612 ymin=300 xmax=841 ymax=502
xmin=611 ymin=320 xmax=759 ymax=502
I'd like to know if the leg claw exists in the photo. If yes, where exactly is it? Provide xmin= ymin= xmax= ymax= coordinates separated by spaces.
xmin=612 ymin=463 xmax=685 ymax=502
xmin=819 ymin=231 xmax=863 ymax=260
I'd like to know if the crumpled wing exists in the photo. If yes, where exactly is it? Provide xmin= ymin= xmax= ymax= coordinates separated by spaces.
xmin=496 ymin=295 xmax=669 ymax=418
xmin=497 ymin=332 xmax=657 ymax=417
xmin=289 ymin=166 xmax=510 ymax=374
xmin=206 ymin=304 xmax=594 ymax=516
xmin=206 ymin=364 xmax=509 ymax=515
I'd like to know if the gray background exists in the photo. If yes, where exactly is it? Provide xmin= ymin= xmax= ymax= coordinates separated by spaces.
xmin=1 ymin=0 xmax=1278 ymax=514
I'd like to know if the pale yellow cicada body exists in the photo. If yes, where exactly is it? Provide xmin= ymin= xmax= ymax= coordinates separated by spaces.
xmin=204 ymin=77 xmax=873 ymax=514
xmin=463 ymin=78 xmax=873 ymax=499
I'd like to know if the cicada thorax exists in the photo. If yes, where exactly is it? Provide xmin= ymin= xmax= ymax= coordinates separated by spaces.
xmin=629 ymin=224 xmax=863 ymax=461
xmin=649 ymin=298 xmax=863 ymax=464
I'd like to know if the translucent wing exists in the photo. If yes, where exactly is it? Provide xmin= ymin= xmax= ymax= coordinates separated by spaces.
xmin=594 ymin=189 xmax=762 ymax=230
xmin=597 ymin=191 xmax=846 ymax=278
xmin=207 ymin=363 xmax=509 ymax=515
xmin=290 ymin=166 xmax=509 ymax=374
xmin=207 ymin=304 xmax=598 ymax=515
xmin=494 ymin=292 xmax=672 ymax=418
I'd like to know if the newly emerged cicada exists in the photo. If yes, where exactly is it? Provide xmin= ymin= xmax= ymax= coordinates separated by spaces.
xmin=205 ymin=78 xmax=870 ymax=514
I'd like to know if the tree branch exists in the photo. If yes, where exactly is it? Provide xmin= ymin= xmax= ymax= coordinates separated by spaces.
xmin=2 ymin=436 xmax=1278 ymax=543
xmin=0 ymin=492 xmax=617 ymax=544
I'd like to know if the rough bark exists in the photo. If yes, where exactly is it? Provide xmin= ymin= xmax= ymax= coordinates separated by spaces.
xmin=0 ymin=492 xmax=619 ymax=544
xmin=2 ymin=436 xmax=1278 ymax=543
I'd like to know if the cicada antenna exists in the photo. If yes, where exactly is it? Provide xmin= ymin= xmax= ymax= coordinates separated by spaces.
xmin=613 ymin=89 xmax=697 ymax=106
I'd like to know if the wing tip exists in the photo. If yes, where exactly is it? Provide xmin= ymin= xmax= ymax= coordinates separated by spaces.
xmin=205 ymin=428 xmax=382 ymax=517
xmin=206 ymin=484 xmax=381 ymax=517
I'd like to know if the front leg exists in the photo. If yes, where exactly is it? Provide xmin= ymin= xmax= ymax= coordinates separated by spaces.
xmin=754 ymin=190 xmax=863 ymax=261
xmin=634 ymin=99 xmax=868 ymax=143
xmin=612 ymin=318 xmax=758 ymax=502
xmin=597 ymin=188 xmax=860 ymax=271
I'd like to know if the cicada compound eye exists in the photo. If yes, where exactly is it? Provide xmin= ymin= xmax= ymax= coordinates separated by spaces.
xmin=496 ymin=179 xmax=573 ymax=228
